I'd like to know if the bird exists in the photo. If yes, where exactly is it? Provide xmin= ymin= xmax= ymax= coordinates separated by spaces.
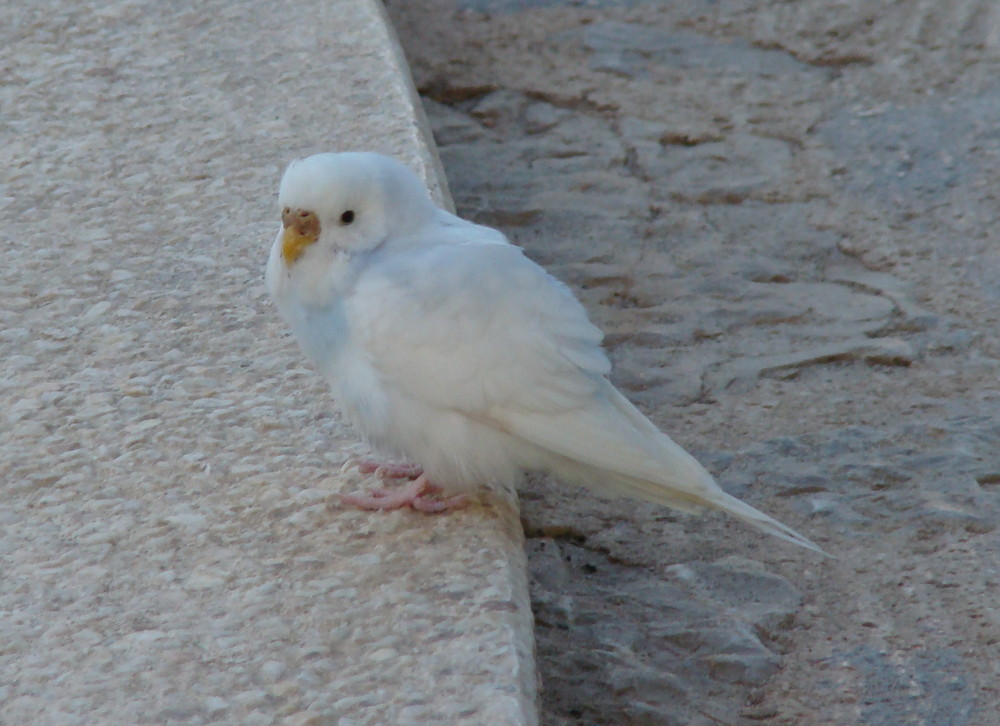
xmin=265 ymin=151 xmax=824 ymax=554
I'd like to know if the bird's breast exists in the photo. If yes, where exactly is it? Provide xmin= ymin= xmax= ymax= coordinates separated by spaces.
xmin=286 ymin=301 xmax=350 ymax=370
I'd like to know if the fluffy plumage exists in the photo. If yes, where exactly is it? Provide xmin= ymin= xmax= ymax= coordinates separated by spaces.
xmin=266 ymin=151 xmax=824 ymax=554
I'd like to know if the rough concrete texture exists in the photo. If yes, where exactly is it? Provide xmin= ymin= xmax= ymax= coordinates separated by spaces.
xmin=387 ymin=0 xmax=1000 ymax=724
xmin=1 ymin=1 xmax=535 ymax=724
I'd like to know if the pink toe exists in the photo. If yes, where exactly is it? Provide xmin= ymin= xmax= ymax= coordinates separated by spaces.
xmin=411 ymin=493 xmax=469 ymax=513
xmin=340 ymin=475 xmax=467 ymax=514
xmin=355 ymin=460 xmax=424 ymax=479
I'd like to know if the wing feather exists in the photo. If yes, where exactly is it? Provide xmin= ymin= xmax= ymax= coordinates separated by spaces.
xmin=351 ymin=241 xmax=610 ymax=413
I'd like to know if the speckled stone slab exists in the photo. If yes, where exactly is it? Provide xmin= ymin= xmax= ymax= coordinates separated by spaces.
xmin=0 ymin=1 xmax=536 ymax=723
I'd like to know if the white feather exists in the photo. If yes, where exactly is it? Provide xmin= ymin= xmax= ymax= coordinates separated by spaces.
xmin=265 ymin=152 xmax=826 ymax=555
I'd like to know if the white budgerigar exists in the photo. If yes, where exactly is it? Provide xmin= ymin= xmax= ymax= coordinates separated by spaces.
xmin=266 ymin=151 xmax=823 ymax=554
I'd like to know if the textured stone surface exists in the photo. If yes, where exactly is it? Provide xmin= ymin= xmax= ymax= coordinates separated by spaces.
xmin=388 ymin=0 xmax=1000 ymax=724
xmin=0 ymin=1 xmax=535 ymax=724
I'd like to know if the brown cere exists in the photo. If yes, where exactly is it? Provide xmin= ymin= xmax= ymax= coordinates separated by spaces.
xmin=281 ymin=207 xmax=321 ymax=237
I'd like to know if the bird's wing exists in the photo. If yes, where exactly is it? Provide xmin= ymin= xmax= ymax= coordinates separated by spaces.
xmin=351 ymin=240 xmax=612 ymax=414
xmin=352 ymin=239 xmax=825 ymax=554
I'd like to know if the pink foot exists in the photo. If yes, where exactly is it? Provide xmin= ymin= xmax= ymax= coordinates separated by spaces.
xmin=359 ymin=460 xmax=424 ymax=479
xmin=342 ymin=457 xmax=423 ymax=480
xmin=340 ymin=474 xmax=468 ymax=514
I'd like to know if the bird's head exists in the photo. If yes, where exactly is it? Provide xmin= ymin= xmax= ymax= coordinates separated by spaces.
xmin=277 ymin=152 xmax=437 ymax=266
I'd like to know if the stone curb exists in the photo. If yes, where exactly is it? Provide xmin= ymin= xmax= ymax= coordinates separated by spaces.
xmin=0 ymin=0 xmax=537 ymax=723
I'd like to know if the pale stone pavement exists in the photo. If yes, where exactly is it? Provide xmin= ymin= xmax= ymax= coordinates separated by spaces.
xmin=1 ymin=2 xmax=535 ymax=724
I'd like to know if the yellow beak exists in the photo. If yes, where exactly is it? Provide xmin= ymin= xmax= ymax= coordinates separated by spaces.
xmin=282 ymin=226 xmax=319 ymax=264
xmin=281 ymin=208 xmax=321 ymax=264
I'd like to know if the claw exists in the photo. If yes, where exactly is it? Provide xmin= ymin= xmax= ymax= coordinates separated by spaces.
xmin=340 ymin=456 xmax=362 ymax=474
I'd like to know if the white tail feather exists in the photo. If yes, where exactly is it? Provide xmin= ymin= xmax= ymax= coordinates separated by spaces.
xmin=500 ymin=384 xmax=829 ymax=556
xmin=605 ymin=472 xmax=829 ymax=556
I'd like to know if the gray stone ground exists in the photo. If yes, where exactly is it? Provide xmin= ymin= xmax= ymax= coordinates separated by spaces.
xmin=388 ymin=0 xmax=1000 ymax=724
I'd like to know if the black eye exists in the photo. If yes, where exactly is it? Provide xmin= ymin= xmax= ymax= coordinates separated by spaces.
xmin=340 ymin=210 xmax=355 ymax=225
